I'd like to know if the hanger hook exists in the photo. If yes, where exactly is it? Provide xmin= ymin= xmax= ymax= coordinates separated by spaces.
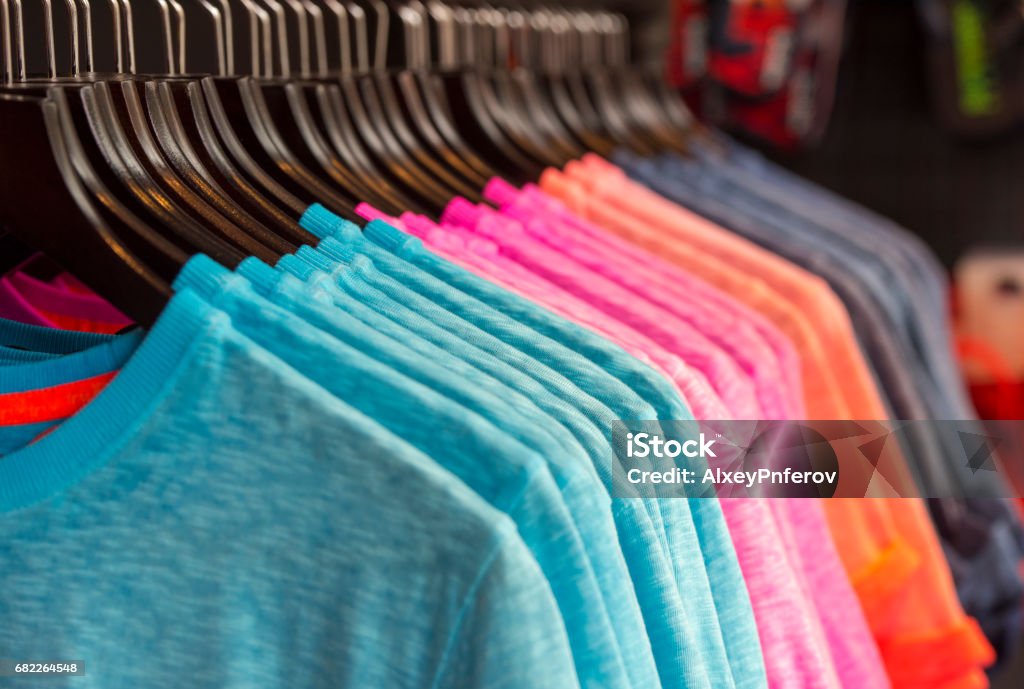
xmin=506 ymin=8 xmax=527 ymax=70
xmin=396 ymin=3 xmax=419 ymax=72
xmin=554 ymin=9 xmax=580 ymax=74
xmin=258 ymin=0 xmax=291 ymax=76
xmin=219 ymin=0 xmax=234 ymax=75
xmin=0 ymin=0 xmax=11 ymax=83
xmin=154 ymin=0 xmax=176 ymax=74
xmin=549 ymin=10 xmax=572 ymax=75
xmin=366 ymin=0 xmax=386 ymax=72
xmin=319 ymin=0 xmax=349 ymax=75
xmin=452 ymin=5 xmax=475 ymax=69
xmin=408 ymin=0 xmax=430 ymax=70
xmin=76 ymin=0 xmax=93 ymax=73
xmin=424 ymin=1 xmax=452 ymax=70
xmin=38 ymin=0 xmax=57 ymax=78
xmin=528 ymin=7 xmax=550 ymax=74
xmin=280 ymin=0 xmax=309 ymax=76
xmin=120 ymin=0 xmax=136 ymax=73
xmin=106 ymin=0 xmax=121 ymax=73
xmin=9 ymin=0 xmax=22 ymax=79
xmin=574 ymin=10 xmax=599 ymax=70
xmin=484 ymin=6 xmax=509 ymax=70
xmin=469 ymin=9 xmax=492 ymax=68
xmin=61 ymin=0 xmax=79 ymax=76
xmin=344 ymin=2 xmax=367 ymax=73
xmin=300 ymin=0 xmax=327 ymax=76
xmin=168 ymin=0 xmax=186 ymax=73
xmin=193 ymin=0 xmax=226 ymax=75
xmin=239 ymin=0 xmax=272 ymax=77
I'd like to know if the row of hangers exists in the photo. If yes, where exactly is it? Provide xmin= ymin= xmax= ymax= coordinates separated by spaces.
xmin=0 ymin=0 xmax=703 ymax=325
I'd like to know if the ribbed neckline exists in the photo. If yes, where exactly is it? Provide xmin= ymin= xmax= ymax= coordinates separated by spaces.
xmin=363 ymin=219 xmax=415 ymax=253
xmin=236 ymin=256 xmax=284 ymax=293
xmin=315 ymin=236 xmax=358 ymax=265
xmin=441 ymin=197 xmax=483 ymax=228
xmin=296 ymin=245 xmax=336 ymax=272
xmin=482 ymin=177 xmax=518 ymax=206
xmin=0 ymin=315 xmax=117 ymax=354
xmin=300 ymin=203 xmax=361 ymax=240
xmin=0 ymin=289 xmax=216 ymax=513
xmin=0 ymin=328 xmax=143 ymax=393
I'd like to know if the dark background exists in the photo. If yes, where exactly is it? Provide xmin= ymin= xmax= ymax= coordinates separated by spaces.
xmin=775 ymin=0 xmax=1024 ymax=269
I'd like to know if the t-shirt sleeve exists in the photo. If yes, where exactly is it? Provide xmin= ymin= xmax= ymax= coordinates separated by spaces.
xmin=431 ymin=527 xmax=581 ymax=689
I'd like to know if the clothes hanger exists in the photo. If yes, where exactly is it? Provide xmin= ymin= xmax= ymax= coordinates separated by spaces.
xmin=195 ymin=0 xmax=367 ymax=222
xmin=56 ymin=3 xmax=250 ymax=266
xmin=235 ymin=0 xmax=380 ymax=215
xmin=324 ymin=0 xmax=445 ymax=213
xmin=142 ymin=1 xmax=313 ymax=245
xmin=390 ymin=0 xmax=496 ymax=186
xmin=181 ymin=1 xmax=350 ymax=221
xmin=136 ymin=0 xmax=308 ymax=249
xmin=40 ymin=0 xmax=283 ymax=261
xmin=574 ymin=12 xmax=657 ymax=156
xmin=183 ymin=0 xmax=416 ymax=223
xmin=425 ymin=1 xmax=543 ymax=181
xmin=285 ymin=0 xmax=425 ymax=214
xmin=359 ymin=0 xmax=481 ymax=200
xmin=533 ymin=8 xmax=615 ymax=156
xmin=598 ymin=12 xmax=694 ymax=155
xmin=593 ymin=11 xmax=696 ymax=154
xmin=512 ymin=7 xmax=607 ymax=158
xmin=349 ymin=0 xmax=480 ymax=206
xmin=71 ymin=0 xmax=285 ymax=261
xmin=0 ymin=92 xmax=178 ymax=324
xmin=490 ymin=6 xmax=585 ymax=163
xmin=0 ymin=3 xmax=185 ymax=323
xmin=282 ymin=0 xmax=419 ymax=213
xmin=464 ymin=5 xmax=563 ymax=169
xmin=0 ymin=0 xmax=261 ymax=267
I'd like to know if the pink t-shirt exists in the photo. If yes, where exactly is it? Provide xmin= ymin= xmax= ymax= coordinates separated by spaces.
xmin=484 ymin=179 xmax=803 ymax=419
xmin=0 ymin=256 xmax=131 ymax=333
xmin=440 ymin=198 xmax=764 ymax=420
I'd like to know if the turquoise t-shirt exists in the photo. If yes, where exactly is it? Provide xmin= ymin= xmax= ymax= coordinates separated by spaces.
xmin=229 ymin=256 xmax=636 ymax=689
xmin=174 ymin=256 xmax=628 ymax=689
xmin=295 ymin=210 xmax=748 ymax=689
xmin=300 ymin=206 xmax=765 ymax=689
xmin=242 ymin=256 xmax=670 ymax=689
xmin=0 ymin=287 xmax=579 ymax=689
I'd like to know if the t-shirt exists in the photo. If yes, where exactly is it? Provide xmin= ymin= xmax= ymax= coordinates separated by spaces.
xmin=244 ymin=253 xmax=668 ymax=689
xmin=0 ymin=256 xmax=130 ymax=333
xmin=298 ymin=205 xmax=765 ymax=689
xmin=439 ymin=199 xmax=763 ymax=419
xmin=0 ymin=286 xmax=580 ymax=689
xmin=173 ymin=256 xmax=622 ymax=689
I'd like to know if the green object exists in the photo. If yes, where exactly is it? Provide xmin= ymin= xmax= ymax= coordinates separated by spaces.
xmin=952 ymin=0 xmax=1000 ymax=115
